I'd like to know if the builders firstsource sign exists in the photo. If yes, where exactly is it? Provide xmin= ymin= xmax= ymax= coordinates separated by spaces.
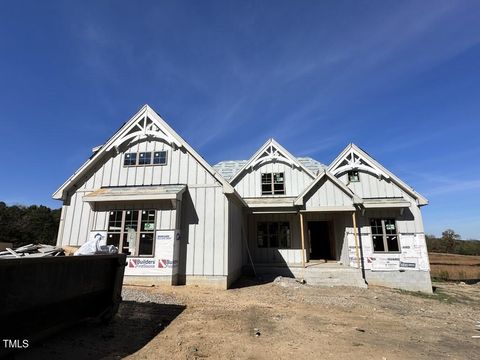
xmin=124 ymin=230 xmax=180 ymax=277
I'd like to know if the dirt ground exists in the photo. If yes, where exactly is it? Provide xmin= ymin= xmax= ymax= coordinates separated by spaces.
xmin=16 ymin=278 xmax=480 ymax=360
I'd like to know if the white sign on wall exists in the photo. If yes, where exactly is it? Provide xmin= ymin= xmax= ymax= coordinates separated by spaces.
xmin=124 ymin=229 xmax=181 ymax=277
xmin=347 ymin=231 xmax=430 ymax=272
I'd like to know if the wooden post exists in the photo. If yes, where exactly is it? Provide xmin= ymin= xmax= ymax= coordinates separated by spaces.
xmin=299 ymin=212 xmax=306 ymax=268
xmin=352 ymin=211 xmax=361 ymax=269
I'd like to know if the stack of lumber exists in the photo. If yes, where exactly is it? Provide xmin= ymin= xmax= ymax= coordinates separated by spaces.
xmin=0 ymin=244 xmax=64 ymax=259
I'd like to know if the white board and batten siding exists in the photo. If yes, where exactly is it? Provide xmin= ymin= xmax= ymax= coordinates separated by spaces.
xmin=57 ymin=138 xmax=231 ymax=278
xmin=233 ymin=162 xmax=314 ymax=198
xmin=338 ymin=172 xmax=403 ymax=199
xmin=304 ymin=177 xmax=354 ymax=209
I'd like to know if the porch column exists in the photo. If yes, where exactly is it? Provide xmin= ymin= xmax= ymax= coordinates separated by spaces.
xmin=352 ymin=211 xmax=361 ymax=269
xmin=299 ymin=212 xmax=306 ymax=268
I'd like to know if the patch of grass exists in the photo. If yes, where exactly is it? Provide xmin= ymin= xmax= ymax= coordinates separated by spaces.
xmin=395 ymin=288 xmax=456 ymax=304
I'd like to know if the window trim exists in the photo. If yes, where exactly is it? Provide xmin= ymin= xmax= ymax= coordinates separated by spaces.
xmin=123 ymin=151 xmax=168 ymax=167
xmin=261 ymin=172 xmax=285 ymax=196
xmin=138 ymin=152 xmax=152 ymax=165
xmin=153 ymin=150 xmax=168 ymax=165
xmin=107 ymin=209 xmax=156 ymax=257
xmin=348 ymin=170 xmax=360 ymax=182
xmin=370 ymin=218 xmax=400 ymax=253
xmin=124 ymin=152 xmax=137 ymax=166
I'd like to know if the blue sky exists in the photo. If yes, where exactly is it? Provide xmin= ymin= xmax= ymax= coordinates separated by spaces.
xmin=0 ymin=1 xmax=479 ymax=238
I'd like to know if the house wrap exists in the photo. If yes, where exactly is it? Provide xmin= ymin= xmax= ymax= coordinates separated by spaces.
xmin=53 ymin=105 xmax=432 ymax=293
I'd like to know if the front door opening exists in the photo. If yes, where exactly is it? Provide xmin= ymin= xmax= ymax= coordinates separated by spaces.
xmin=308 ymin=221 xmax=334 ymax=260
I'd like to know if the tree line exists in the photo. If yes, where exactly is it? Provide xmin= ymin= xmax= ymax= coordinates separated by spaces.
xmin=426 ymin=229 xmax=480 ymax=256
xmin=0 ymin=202 xmax=60 ymax=247
xmin=1 ymin=201 xmax=479 ymax=255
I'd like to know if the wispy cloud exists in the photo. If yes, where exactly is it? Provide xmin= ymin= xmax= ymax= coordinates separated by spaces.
xmin=424 ymin=179 xmax=480 ymax=196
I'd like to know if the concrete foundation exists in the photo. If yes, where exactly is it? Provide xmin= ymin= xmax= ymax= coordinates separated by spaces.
xmin=365 ymin=270 xmax=433 ymax=294
xmin=125 ymin=274 xmax=229 ymax=289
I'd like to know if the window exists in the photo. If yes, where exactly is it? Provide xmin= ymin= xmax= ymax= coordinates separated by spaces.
xmin=348 ymin=170 xmax=360 ymax=182
xmin=257 ymin=221 xmax=290 ymax=248
xmin=107 ymin=210 xmax=156 ymax=256
xmin=124 ymin=153 xmax=137 ymax=166
xmin=153 ymin=151 xmax=167 ymax=165
xmin=138 ymin=152 xmax=152 ymax=165
xmin=370 ymin=218 xmax=399 ymax=252
xmin=123 ymin=151 xmax=168 ymax=167
xmin=261 ymin=173 xmax=285 ymax=195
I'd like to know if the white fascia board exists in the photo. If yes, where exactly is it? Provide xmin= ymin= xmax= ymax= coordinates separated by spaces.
xmin=328 ymin=143 xmax=428 ymax=206
xmin=145 ymin=107 xmax=238 ymax=195
xmin=53 ymin=105 xmax=240 ymax=202
xmin=294 ymin=169 xmax=361 ymax=206
xmin=52 ymin=105 xmax=150 ymax=200
xmin=230 ymin=138 xmax=316 ymax=185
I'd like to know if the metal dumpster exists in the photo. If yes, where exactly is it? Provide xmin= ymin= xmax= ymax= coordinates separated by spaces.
xmin=0 ymin=254 xmax=126 ymax=349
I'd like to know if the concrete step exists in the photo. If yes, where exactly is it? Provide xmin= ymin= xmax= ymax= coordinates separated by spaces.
xmin=292 ymin=268 xmax=367 ymax=288
xmin=245 ymin=265 xmax=367 ymax=288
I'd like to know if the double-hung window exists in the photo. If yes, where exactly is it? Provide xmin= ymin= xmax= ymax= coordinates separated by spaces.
xmin=261 ymin=173 xmax=285 ymax=195
xmin=107 ymin=210 xmax=156 ymax=256
xmin=370 ymin=218 xmax=399 ymax=252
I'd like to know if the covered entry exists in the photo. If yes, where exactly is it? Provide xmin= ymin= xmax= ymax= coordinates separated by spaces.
xmin=82 ymin=184 xmax=186 ymax=284
xmin=307 ymin=221 xmax=334 ymax=260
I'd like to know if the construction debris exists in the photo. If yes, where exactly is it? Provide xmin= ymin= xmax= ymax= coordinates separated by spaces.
xmin=0 ymin=244 xmax=64 ymax=259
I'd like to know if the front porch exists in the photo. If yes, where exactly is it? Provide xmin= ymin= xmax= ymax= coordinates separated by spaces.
xmin=244 ymin=209 xmax=366 ymax=288
xmin=245 ymin=210 xmax=359 ymax=265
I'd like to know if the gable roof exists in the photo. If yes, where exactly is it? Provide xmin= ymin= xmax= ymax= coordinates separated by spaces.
xmin=328 ymin=143 xmax=428 ymax=206
xmin=213 ymin=160 xmax=249 ymax=181
xmin=297 ymin=157 xmax=326 ymax=175
xmin=53 ymin=105 xmax=239 ymax=200
xmin=228 ymin=138 xmax=317 ymax=184
xmin=294 ymin=169 xmax=362 ymax=206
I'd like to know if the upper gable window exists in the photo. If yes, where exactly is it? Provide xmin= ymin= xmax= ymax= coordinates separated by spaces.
xmin=124 ymin=153 xmax=137 ymax=166
xmin=348 ymin=170 xmax=360 ymax=182
xmin=138 ymin=152 xmax=152 ymax=165
xmin=124 ymin=151 xmax=168 ymax=167
xmin=153 ymin=151 xmax=167 ymax=165
xmin=261 ymin=172 xmax=285 ymax=195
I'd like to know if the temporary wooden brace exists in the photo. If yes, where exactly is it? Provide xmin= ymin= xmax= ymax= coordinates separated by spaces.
xmin=299 ymin=212 xmax=306 ymax=268
xmin=352 ymin=211 xmax=361 ymax=269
